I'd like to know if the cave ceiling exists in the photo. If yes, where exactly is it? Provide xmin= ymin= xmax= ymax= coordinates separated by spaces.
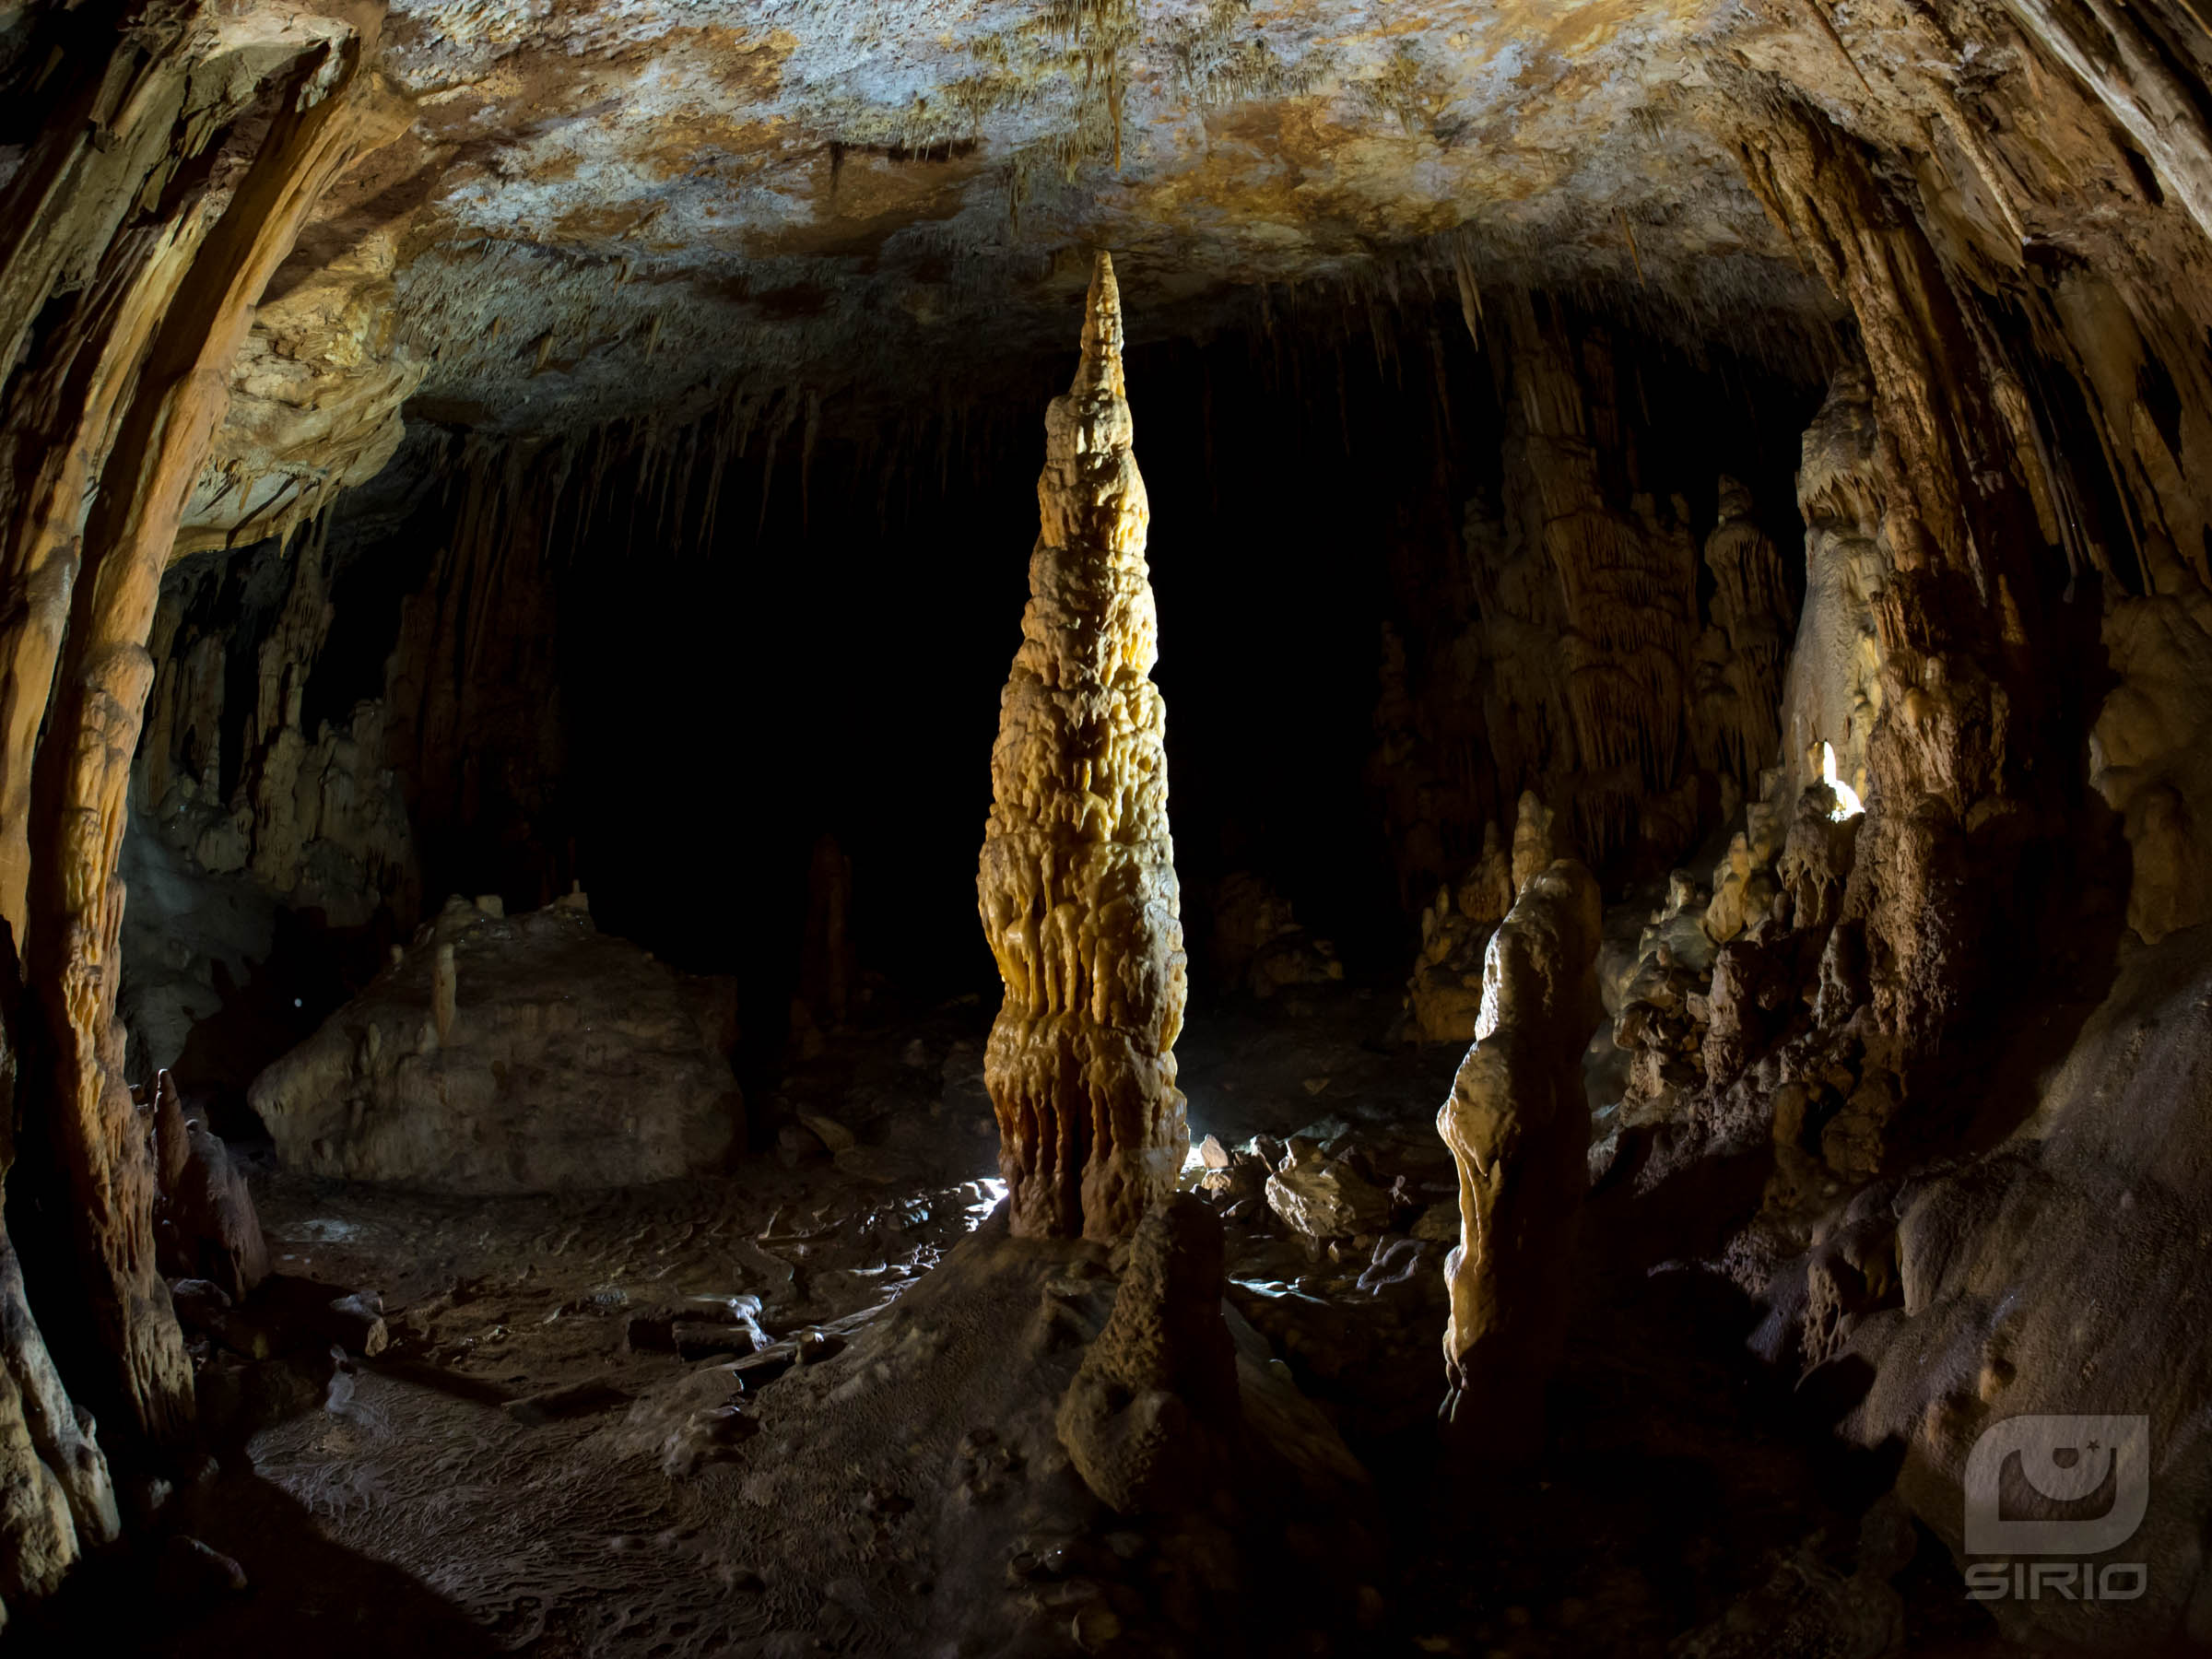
xmin=308 ymin=0 xmax=1847 ymax=439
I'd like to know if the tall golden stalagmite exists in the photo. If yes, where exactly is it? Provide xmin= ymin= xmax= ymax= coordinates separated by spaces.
xmin=979 ymin=252 xmax=1187 ymax=1242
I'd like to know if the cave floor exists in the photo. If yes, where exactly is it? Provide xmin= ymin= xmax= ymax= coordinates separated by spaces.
xmin=45 ymin=983 xmax=2014 ymax=1657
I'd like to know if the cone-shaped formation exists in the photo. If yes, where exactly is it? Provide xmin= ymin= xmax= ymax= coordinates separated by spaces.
xmin=978 ymin=253 xmax=1187 ymax=1242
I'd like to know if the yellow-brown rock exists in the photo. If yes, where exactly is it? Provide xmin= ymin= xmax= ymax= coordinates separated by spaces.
xmin=1436 ymin=856 xmax=1602 ymax=1452
xmin=1403 ymin=820 xmax=1516 ymax=1045
xmin=978 ymin=253 xmax=1187 ymax=1243
xmin=2091 ymin=577 xmax=2212 ymax=943
xmin=179 ymin=226 xmax=424 ymax=558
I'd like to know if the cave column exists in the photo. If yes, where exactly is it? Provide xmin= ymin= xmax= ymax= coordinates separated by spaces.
xmin=0 ymin=2 xmax=400 ymax=1477
xmin=1735 ymin=104 xmax=2053 ymax=1074
xmin=978 ymin=252 xmax=1188 ymax=1242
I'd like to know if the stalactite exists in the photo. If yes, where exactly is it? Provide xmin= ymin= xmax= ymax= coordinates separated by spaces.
xmin=977 ymin=252 xmax=1187 ymax=1242
xmin=383 ymin=443 xmax=568 ymax=909
xmin=1503 ymin=292 xmax=1698 ymax=864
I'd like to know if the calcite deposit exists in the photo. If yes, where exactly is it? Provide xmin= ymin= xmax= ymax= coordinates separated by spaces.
xmin=978 ymin=253 xmax=1187 ymax=1243
xmin=1056 ymin=1194 xmax=1241 ymax=1514
xmin=249 ymin=899 xmax=742 ymax=1192
xmin=1437 ymin=856 xmax=1602 ymax=1448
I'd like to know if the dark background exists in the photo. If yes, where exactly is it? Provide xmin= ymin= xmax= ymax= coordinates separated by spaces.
xmin=300 ymin=299 xmax=1823 ymax=1063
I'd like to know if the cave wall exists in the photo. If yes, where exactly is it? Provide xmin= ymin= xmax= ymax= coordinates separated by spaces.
xmin=0 ymin=0 xmax=402 ymax=1617
xmin=1373 ymin=294 xmax=1817 ymax=912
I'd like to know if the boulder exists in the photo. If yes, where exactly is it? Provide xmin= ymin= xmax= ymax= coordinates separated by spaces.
xmin=1265 ymin=1140 xmax=1393 ymax=1241
xmin=249 ymin=898 xmax=741 ymax=1191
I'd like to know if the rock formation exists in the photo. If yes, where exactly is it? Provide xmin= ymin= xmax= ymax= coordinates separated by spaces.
xmin=978 ymin=253 xmax=1187 ymax=1243
xmin=1402 ymin=821 xmax=1516 ymax=1044
xmin=1056 ymin=1194 xmax=1241 ymax=1514
xmin=2091 ymin=579 xmax=2212 ymax=942
xmin=1436 ymin=855 xmax=1602 ymax=1451
xmin=249 ymin=898 xmax=742 ymax=1192
xmin=1691 ymin=477 xmax=1797 ymax=796
xmin=179 ymin=224 xmax=424 ymax=559
xmin=1810 ymin=926 xmax=2212 ymax=1648
xmin=0 ymin=966 xmax=120 ymax=1623
xmin=0 ymin=5 xmax=399 ymax=1546
xmin=1777 ymin=369 xmax=1888 ymax=805
xmin=1401 ymin=791 xmax=1569 ymax=1046
xmin=381 ymin=442 xmax=571 ymax=910
xmin=137 ymin=525 xmax=417 ymax=930
xmin=6 ymin=0 xmax=2212 ymax=1638
xmin=149 ymin=1071 xmax=269 ymax=1302
xmin=1506 ymin=297 xmax=1703 ymax=869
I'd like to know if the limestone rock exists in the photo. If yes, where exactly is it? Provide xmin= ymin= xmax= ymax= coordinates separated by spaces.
xmin=1776 ymin=369 xmax=1886 ymax=806
xmin=977 ymin=253 xmax=1187 ymax=1242
xmin=1702 ymin=798 xmax=1786 ymax=947
xmin=1264 ymin=1143 xmax=1393 ymax=1241
xmin=1056 ymin=1194 xmax=1240 ymax=1513
xmin=179 ymin=224 xmax=424 ymax=558
xmin=1822 ymin=929 xmax=2212 ymax=1649
xmin=0 ymin=1218 xmax=120 ymax=1612
xmin=142 ymin=496 xmax=417 ymax=932
xmin=0 ymin=1 xmax=403 ymax=1472
xmin=2091 ymin=579 xmax=2212 ymax=942
xmin=1402 ymin=820 xmax=1517 ymax=1043
xmin=1437 ymin=858 xmax=1603 ymax=1451
xmin=150 ymin=1072 xmax=270 ymax=1302
xmin=249 ymin=900 xmax=742 ymax=1192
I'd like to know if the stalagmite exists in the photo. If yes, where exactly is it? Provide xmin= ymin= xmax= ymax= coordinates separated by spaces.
xmin=978 ymin=252 xmax=1187 ymax=1242
xmin=1401 ymin=820 xmax=1515 ymax=1043
xmin=1437 ymin=854 xmax=1602 ymax=1453
xmin=1056 ymin=1194 xmax=1240 ymax=1512
xmin=1777 ymin=369 xmax=1887 ymax=804
xmin=149 ymin=1073 xmax=269 ymax=1303
xmin=433 ymin=943 xmax=458 ymax=1045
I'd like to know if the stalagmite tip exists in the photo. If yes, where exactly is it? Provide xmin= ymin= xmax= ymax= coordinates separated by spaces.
xmin=1076 ymin=251 xmax=1124 ymax=394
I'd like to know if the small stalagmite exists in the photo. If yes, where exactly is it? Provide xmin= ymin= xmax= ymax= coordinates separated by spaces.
xmin=1437 ymin=854 xmax=1602 ymax=1455
xmin=978 ymin=252 xmax=1187 ymax=1242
